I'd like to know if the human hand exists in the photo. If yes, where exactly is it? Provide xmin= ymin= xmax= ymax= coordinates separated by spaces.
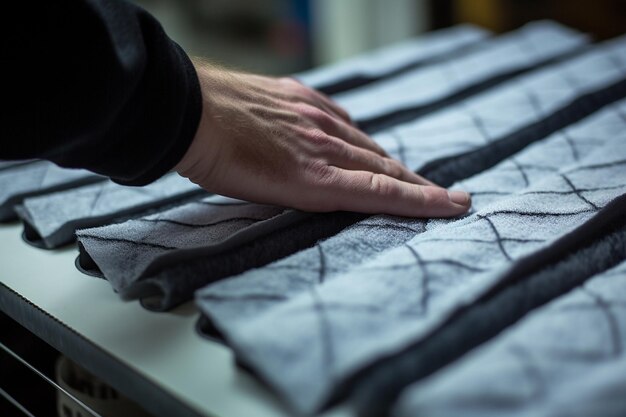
xmin=175 ymin=61 xmax=471 ymax=217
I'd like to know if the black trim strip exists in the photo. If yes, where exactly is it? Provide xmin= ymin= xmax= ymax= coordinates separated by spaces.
xmin=357 ymin=47 xmax=588 ymax=134
xmin=313 ymin=29 xmax=489 ymax=96
xmin=421 ymin=77 xmax=626 ymax=186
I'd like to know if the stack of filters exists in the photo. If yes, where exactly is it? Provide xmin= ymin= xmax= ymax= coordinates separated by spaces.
xmin=2 ymin=20 xmax=626 ymax=417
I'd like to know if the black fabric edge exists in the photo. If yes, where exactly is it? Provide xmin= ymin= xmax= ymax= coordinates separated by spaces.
xmin=0 ymin=282 xmax=206 ymax=417
xmin=421 ymin=77 xmax=626 ymax=185
xmin=359 ymin=44 xmax=590 ymax=135
xmin=133 ymin=211 xmax=365 ymax=311
xmin=314 ymin=26 xmax=491 ymax=95
xmin=344 ymin=193 xmax=626 ymax=417
xmin=194 ymin=314 xmax=227 ymax=344
xmin=75 ymin=242 xmax=105 ymax=278
xmin=138 ymin=210 xmax=316 ymax=279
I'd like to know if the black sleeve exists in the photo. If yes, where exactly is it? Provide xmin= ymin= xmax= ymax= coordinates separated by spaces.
xmin=1 ymin=0 xmax=202 ymax=185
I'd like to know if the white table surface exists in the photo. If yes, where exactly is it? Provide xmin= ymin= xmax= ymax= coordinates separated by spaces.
xmin=0 ymin=220 xmax=350 ymax=417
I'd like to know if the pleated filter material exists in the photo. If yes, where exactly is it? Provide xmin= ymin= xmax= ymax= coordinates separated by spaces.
xmin=392 ymin=259 xmax=626 ymax=417
xmin=0 ymin=160 xmax=102 ymax=222
xmin=75 ymin=24 xmax=619 ymax=312
xmin=194 ymin=95 xmax=626 ymax=415
xmin=16 ymin=172 xmax=204 ymax=248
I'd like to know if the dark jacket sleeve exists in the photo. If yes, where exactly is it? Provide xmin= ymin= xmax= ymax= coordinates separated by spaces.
xmin=1 ymin=0 xmax=202 ymax=185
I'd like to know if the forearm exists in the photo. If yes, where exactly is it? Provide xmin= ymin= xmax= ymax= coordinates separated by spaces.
xmin=1 ymin=0 xmax=201 ymax=185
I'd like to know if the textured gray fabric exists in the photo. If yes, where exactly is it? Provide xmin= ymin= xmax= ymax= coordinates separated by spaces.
xmin=366 ymin=34 xmax=626 ymax=179
xmin=16 ymin=172 xmax=203 ymax=248
xmin=296 ymin=24 xmax=489 ymax=90
xmin=334 ymin=21 xmax=587 ymax=121
xmin=194 ymin=93 xmax=626 ymax=414
xmin=392 ymin=260 xmax=626 ymax=417
xmin=75 ymin=195 xmax=308 ymax=299
xmin=0 ymin=160 xmax=102 ymax=222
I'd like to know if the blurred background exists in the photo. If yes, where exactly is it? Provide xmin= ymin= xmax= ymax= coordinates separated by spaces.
xmin=137 ymin=0 xmax=626 ymax=75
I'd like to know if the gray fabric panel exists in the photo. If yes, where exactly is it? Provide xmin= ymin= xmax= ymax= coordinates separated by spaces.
xmin=392 ymin=260 xmax=626 ymax=417
xmin=17 ymin=172 xmax=203 ymax=248
xmin=76 ymin=195 xmax=305 ymax=294
xmin=0 ymin=160 xmax=102 ymax=222
xmin=334 ymin=21 xmax=587 ymax=120
xmin=194 ymin=94 xmax=626 ymax=415
xmin=296 ymin=24 xmax=489 ymax=89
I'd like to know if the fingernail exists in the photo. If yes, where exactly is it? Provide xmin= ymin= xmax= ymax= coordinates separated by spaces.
xmin=448 ymin=190 xmax=471 ymax=206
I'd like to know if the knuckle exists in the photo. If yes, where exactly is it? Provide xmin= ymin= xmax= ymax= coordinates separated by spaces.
xmin=303 ymin=160 xmax=334 ymax=183
xmin=368 ymin=173 xmax=393 ymax=196
xmin=304 ymin=127 xmax=330 ymax=145
xmin=304 ymin=129 xmax=342 ymax=154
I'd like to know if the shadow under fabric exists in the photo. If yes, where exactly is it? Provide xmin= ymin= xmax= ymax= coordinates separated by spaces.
xmin=75 ymin=21 xmax=601 ymax=312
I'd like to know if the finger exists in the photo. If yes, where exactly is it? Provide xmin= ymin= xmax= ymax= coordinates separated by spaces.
xmin=325 ymin=138 xmax=435 ymax=186
xmin=311 ymin=167 xmax=471 ymax=218
xmin=312 ymin=91 xmax=354 ymax=125
xmin=288 ymin=76 xmax=354 ymax=125
xmin=310 ymin=109 xmax=389 ymax=157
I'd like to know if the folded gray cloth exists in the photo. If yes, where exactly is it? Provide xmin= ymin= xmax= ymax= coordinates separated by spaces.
xmin=75 ymin=195 xmax=313 ymax=309
xmin=195 ymin=95 xmax=626 ymax=415
xmin=334 ymin=21 xmax=587 ymax=123
xmin=0 ymin=161 xmax=102 ymax=222
xmin=16 ymin=172 xmax=204 ymax=248
xmin=392 ymin=259 xmax=626 ymax=417
xmin=296 ymin=24 xmax=489 ymax=94
xmin=77 ymin=33 xmax=626 ymax=314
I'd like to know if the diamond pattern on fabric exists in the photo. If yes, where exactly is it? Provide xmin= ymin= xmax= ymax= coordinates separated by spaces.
xmin=334 ymin=21 xmax=587 ymax=122
xmin=393 ymin=260 xmax=626 ymax=417
xmin=0 ymin=160 xmax=102 ymax=221
xmin=17 ymin=172 xmax=204 ymax=248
